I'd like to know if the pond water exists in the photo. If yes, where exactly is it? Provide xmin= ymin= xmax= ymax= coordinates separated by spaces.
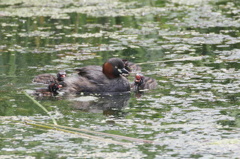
xmin=0 ymin=0 xmax=240 ymax=158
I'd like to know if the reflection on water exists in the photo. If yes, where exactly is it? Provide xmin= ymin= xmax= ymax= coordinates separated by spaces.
xmin=71 ymin=94 xmax=130 ymax=115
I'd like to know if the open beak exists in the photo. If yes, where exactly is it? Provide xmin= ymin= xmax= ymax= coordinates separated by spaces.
xmin=120 ymin=68 xmax=129 ymax=74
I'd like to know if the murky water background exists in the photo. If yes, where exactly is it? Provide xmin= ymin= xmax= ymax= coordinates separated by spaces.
xmin=0 ymin=0 xmax=240 ymax=158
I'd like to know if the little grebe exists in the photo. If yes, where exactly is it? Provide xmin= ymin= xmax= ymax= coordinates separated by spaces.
xmin=33 ymin=71 xmax=66 ymax=84
xmin=122 ymin=59 xmax=142 ymax=73
xmin=34 ymin=81 xmax=62 ymax=96
xmin=134 ymin=73 xmax=157 ymax=91
xmin=63 ymin=58 xmax=130 ymax=94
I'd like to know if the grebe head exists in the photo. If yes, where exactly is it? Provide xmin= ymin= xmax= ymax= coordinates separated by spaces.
xmin=57 ymin=71 xmax=67 ymax=81
xmin=103 ymin=58 xmax=129 ymax=79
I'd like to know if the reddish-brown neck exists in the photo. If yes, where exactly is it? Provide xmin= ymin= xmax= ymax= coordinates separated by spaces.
xmin=103 ymin=62 xmax=116 ymax=79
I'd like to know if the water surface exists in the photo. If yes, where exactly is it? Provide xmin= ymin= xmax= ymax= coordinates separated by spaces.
xmin=0 ymin=0 xmax=240 ymax=158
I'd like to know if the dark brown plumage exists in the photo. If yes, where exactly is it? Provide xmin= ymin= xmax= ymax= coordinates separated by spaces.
xmin=32 ymin=71 xmax=66 ymax=84
xmin=63 ymin=58 xmax=130 ymax=94
xmin=133 ymin=73 xmax=157 ymax=91
xmin=122 ymin=59 xmax=142 ymax=73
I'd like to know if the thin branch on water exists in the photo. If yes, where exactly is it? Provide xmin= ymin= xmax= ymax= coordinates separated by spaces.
xmin=24 ymin=120 xmax=153 ymax=144
xmin=23 ymin=91 xmax=58 ymax=125
xmin=21 ymin=120 xmax=131 ymax=146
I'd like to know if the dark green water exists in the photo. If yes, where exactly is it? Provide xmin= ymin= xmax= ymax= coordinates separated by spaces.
xmin=0 ymin=0 xmax=240 ymax=158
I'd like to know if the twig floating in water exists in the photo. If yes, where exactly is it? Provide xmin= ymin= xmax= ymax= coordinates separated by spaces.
xmin=23 ymin=91 xmax=58 ymax=125
xmin=23 ymin=120 xmax=131 ymax=146
xmin=24 ymin=119 xmax=154 ymax=144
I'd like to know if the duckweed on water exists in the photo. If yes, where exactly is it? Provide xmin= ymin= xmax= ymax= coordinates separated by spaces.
xmin=1 ymin=0 xmax=240 ymax=158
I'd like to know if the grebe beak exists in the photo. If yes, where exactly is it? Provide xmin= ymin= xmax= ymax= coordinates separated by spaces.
xmin=120 ymin=68 xmax=129 ymax=74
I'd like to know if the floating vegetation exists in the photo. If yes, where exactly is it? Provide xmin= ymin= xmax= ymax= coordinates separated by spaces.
xmin=19 ymin=31 xmax=55 ymax=38
xmin=23 ymin=91 xmax=58 ymax=125
xmin=0 ymin=0 xmax=240 ymax=158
